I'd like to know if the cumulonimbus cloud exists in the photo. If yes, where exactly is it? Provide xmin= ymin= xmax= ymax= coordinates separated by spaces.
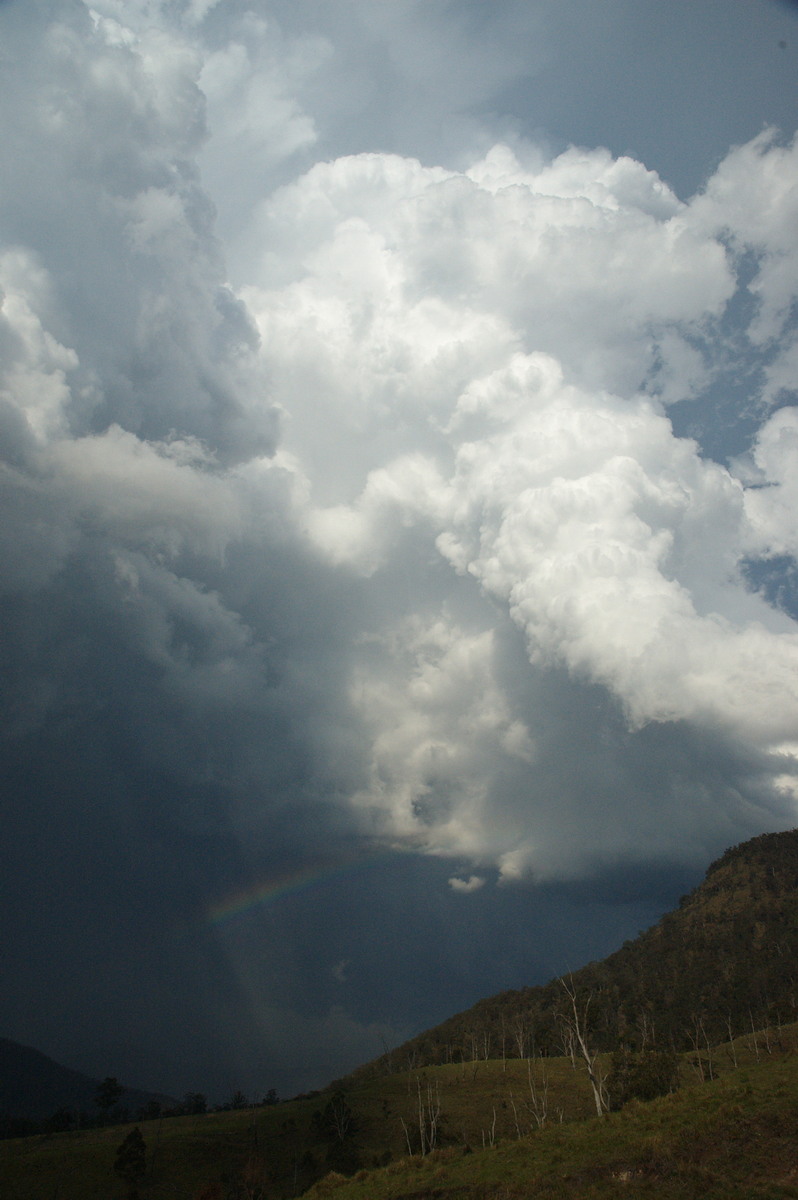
xmin=241 ymin=132 xmax=798 ymax=875
xmin=2 ymin=0 xmax=797 ymax=897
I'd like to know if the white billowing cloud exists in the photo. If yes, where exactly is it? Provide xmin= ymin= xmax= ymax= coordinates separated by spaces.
xmin=306 ymin=453 xmax=449 ymax=573
xmin=743 ymin=406 xmax=798 ymax=561
xmin=688 ymin=130 xmax=798 ymax=347
xmin=350 ymin=615 xmax=537 ymax=862
xmin=448 ymin=875 xmax=485 ymax=893
xmin=0 ymin=248 xmax=79 ymax=447
xmin=48 ymin=425 xmax=243 ymax=559
xmin=247 ymin=144 xmax=733 ymax=431
xmin=761 ymin=336 xmax=798 ymax=408
xmin=236 ymin=132 xmax=798 ymax=875
xmin=197 ymin=8 xmax=326 ymax=253
xmin=0 ymin=0 xmax=277 ymax=462
xmin=242 ymin=140 xmax=736 ymax=567
xmin=435 ymin=352 xmax=798 ymax=743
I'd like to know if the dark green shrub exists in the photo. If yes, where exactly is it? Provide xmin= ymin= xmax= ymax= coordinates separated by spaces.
xmin=607 ymin=1048 xmax=679 ymax=1109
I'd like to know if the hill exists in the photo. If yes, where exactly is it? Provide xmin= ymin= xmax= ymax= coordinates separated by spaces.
xmin=301 ymin=1043 xmax=798 ymax=1200
xmin=0 ymin=1038 xmax=175 ymax=1128
xmin=1 ymin=1025 xmax=796 ymax=1198
xmin=348 ymin=828 xmax=798 ymax=1077
xmin=3 ymin=828 xmax=798 ymax=1198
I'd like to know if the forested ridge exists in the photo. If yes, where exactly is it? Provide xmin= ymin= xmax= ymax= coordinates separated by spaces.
xmin=348 ymin=829 xmax=798 ymax=1078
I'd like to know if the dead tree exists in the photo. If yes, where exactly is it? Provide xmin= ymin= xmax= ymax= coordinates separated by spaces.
xmin=400 ymin=1078 xmax=442 ymax=1157
xmin=419 ymin=1078 xmax=441 ymax=1155
xmin=725 ymin=1013 xmax=738 ymax=1069
xmin=686 ymin=1015 xmax=714 ymax=1082
xmin=558 ymin=976 xmax=609 ymax=1117
xmin=525 ymin=1055 xmax=550 ymax=1129
xmin=558 ymin=1018 xmax=577 ymax=1068
xmin=513 ymin=1015 xmax=528 ymax=1061
xmin=509 ymin=1053 xmax=560 ymax=1136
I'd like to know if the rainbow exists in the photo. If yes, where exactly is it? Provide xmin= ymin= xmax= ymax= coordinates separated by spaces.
xmin=207 ymin=848 xmax=396 ymax=926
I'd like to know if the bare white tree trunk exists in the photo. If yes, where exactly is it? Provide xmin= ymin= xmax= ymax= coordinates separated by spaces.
xmin=513 ymin=1017 xmax=527 ymax=1061
xmin=558 ymin=976 xmax=608 ymax=1117
xmin=415 ymin=1078 xmax=441 ymax=1156
xmin=526 ymin=1055 xmax=549 ymax=1128
xmin=725 ymin=1014 xmax=738 ymax=1069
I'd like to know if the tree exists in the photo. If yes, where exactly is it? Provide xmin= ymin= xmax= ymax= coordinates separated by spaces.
xmin=323 ymin=1092 xmax=356 ymax=1142
xmin=44 ymin=1107 xmax=74 ymax=1133
xmin=606 ymin=1047 xmax=679 ymax=1110
xmin=183 ymin=1092 xmax=207 ymax=1114
xmin=399 ymin=1079 xmax=442 ymax=1157
xmin=524 ymin=1054 xmax=551 ymax=1129
xmin=239 ymin=1154 xmax=271 ymax=1200
xmin=558 ymin=976 xmax=609 ymax=1117
xmin=95 ymin=1076 xmax=124 ymax=1122
xmin=114 ymin=1126 xmax=146 ymax=1198
xmin=313 ymin=1091 xmax=360 ymax=1174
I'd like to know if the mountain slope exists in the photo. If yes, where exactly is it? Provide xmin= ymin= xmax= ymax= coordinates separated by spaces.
xmin=354 ymin=829 xmax=798 ymax=1076
xmin=0 ymin=1038 xmax=174 ymax=1123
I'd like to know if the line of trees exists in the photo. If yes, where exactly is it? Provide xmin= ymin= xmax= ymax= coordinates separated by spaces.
xmin=369 ymin=983 xmax=797 ymax=1082
xmin=0 ymin=1080 xmax=281 ymax=1141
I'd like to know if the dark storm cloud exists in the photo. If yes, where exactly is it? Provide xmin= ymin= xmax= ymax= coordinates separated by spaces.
xmin=0 ymin=0 xmax=380 ymax=1095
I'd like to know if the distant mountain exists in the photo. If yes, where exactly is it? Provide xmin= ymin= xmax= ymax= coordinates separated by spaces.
xmin=355 ymin=829 xmax=798 ymax=1077
xmin=0 ymin=1038 xmax=174 ymax=1124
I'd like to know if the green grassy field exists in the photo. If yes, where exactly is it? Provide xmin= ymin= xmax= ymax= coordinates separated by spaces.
xmin=305 ymin=1050 xmax=798 ymax=1200
xmin=1 ymin=1026 xmax=795 ymax=1199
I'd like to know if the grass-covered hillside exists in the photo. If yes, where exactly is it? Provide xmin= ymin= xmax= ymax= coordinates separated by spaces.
xmin=304 ymin=1037 xmax=798 ymax=1200
xmin=1 ymin=1022 xmax=796 ymax=1199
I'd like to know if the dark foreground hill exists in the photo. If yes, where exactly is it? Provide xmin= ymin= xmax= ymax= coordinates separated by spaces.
xmin=351 ymin=828 xmax=798 ymax=1077
xmin=0 ymin=1038 xmax=174 ymax=1126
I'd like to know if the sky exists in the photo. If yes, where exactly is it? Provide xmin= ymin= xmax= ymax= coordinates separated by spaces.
xmin=2 ymin=0 xmax=798 ymax=1104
